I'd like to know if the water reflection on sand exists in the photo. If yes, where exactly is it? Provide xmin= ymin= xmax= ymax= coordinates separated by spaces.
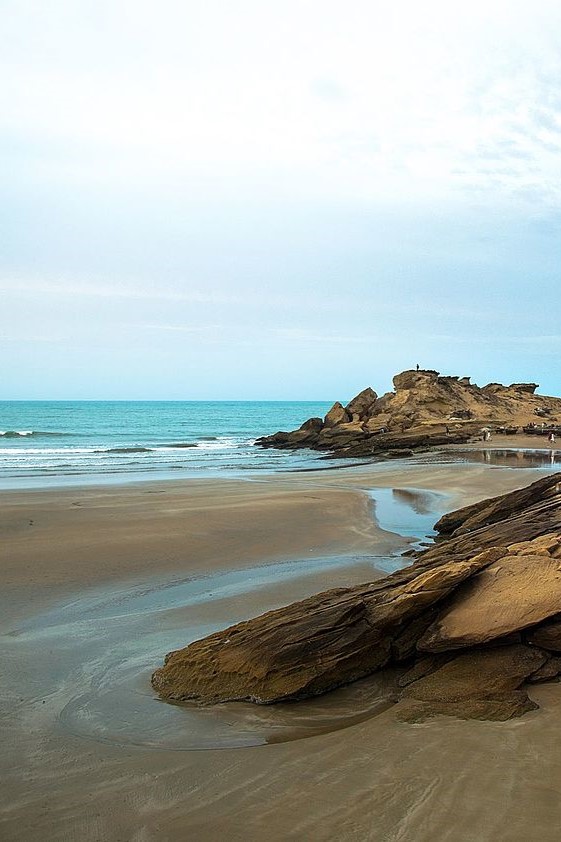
xmin=3 ymin=485 xmax=447 ymax=752
xmin=417 ymin=447 xmax=561 ymax=470
xmin=2 ymin=457 xmax=548 ymax=755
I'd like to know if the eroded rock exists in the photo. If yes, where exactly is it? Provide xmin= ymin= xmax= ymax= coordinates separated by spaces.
xmin=418 ymin=552 xmax=561 ymax=653
xmin=151 ymin=477 xmax=561 ymax=721
xmin=151 ymin=550 xmax=501 ymax=705
xmin=397 ymin=645 xmax=545 ymax=722
xmin=433 ymin=474 xmax=561 ymax=538
xmin=418 ymin=475 xmax=561 ymax=569
xmin=324 ymin=402 xmax=350 ymax=427
xmin=255 ymin=368 xmax=561 ymax=458
xmin=345 ymin=387 xmax=378 ymax=420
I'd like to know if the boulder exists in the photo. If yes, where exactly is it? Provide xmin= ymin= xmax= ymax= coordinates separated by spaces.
xmin=151 ymin=549 xmax=501 ymax=705
xmin=418 ymin=550 xmax=561 ymax=653
xmin=280 ymin=429 xmax=317 ymax=446
xmin=299 ymin=417 xmax=323 ymax=433
xmin=152 ymin=478 xmax=561 ymax=722
xmin=397 ymin=645 xmax=546 ymax=722
xmin=345 ymin=387 xmax=378 ymax=421
xmin=323 ymin=402 xmax=350 ymax=427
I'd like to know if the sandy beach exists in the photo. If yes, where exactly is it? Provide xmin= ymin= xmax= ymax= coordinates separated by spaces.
xmin=2 ymin=459 xmax=561 ymax=841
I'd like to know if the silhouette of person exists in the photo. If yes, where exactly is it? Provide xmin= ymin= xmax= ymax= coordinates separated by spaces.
xmin=416 ymin=363 xmax=420 ymax=371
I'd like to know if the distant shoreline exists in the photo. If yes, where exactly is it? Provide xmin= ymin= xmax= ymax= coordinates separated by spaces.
xmin=1 ymin=433 xmax=559 ymax=491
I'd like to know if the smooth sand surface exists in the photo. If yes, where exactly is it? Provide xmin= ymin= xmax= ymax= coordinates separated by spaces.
xmin=0 ymin=478 xmax=389 ymax=587
xmin=2 ymin=460 xmax=561 ymax=841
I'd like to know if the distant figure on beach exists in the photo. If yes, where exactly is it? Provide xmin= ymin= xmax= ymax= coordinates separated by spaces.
xmin=445 ymin=425 xmax=450 ymax=434
xmin=416 ymin=363 xmax=420 ymax=371
xmin=548 ymin=431 xmax=556 ymax=444
xmin=483 ymin=430 xmax=491 ymax=442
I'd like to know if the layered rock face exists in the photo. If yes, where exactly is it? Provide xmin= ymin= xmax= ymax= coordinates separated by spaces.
xmin=256 ymin=369 xmax=561 ymax=458
xmin=151 ymin=549 xmax=500 ymax=706
xmin=152 ymin=475 xmax=561 ymax=721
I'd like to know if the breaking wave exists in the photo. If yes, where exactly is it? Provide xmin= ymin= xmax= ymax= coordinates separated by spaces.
xmin=101 ymin=447 xmax=153 ymax=454
xmin=0 ymin=430 xmax=70 ymax=438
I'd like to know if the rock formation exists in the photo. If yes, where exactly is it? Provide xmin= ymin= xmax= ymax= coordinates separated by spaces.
xmin=397 ymin=645 xmax=546 ymax=722
xmin=151 ymin=548 xmax=501 ymax=706
xmin=256 ymin=368 xmax=561 ymax=458
xmin=152 ymin=474 xmax=561 ymax=720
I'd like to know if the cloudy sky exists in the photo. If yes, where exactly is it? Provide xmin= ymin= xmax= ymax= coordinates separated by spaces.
xmin=3 ymin=0 xmax=561 ymax=399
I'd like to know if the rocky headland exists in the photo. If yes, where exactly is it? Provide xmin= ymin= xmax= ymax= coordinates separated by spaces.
xmin=256 ymin=368 xmax=561 ymax=458
xmin=152 ymin=473 xmax=561 ymax=721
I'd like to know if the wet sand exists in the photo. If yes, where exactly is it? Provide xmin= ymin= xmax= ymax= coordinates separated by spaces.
xmin=2 ymin=460 xmax=561 ymax=841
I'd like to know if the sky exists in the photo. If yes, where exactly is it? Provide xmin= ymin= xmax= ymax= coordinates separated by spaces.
xmin=2 ymin=0 xmax=561 ymax=399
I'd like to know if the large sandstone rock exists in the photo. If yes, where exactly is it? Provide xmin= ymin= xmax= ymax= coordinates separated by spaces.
xmin=255 ymin=367 xmax=561 ymax=459
xmin=433 ymin=473 xmax=561 ymax=538
xmin=418 ymin=551 xmax=561 ymax=653
xmin=151 ymin=550 xmax=501 ymax=705
xmin=417 ymin=475 xmax=561 ymax=569
xmin=345 ymin=387 xmax=378 ymax=420
xmin=323 ymin=402 xmax=350 ymax=427
xmin=392 ymin=369 xmax=439 ymax=392
xmin=397 ymin=645 xmax=546 ymax=722
xmin=151 ymin=478 xmax=561 ymax=721
xmin=298 ymin=417 xmax=323 ymax=433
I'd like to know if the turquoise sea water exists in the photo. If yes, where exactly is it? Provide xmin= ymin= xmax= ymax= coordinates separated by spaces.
xmin=0 ymin=401 xmax=345 ymax=487
xmin=4 ymin=401 xmax=561 ymax=489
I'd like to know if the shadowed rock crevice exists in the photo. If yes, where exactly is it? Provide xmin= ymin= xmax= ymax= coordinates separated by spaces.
xmin=152 ymin=474 xmax=561 ymax=721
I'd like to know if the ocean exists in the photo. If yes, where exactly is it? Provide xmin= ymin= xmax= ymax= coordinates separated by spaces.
xmin=0 ymin=400 xmax=344 ymax=488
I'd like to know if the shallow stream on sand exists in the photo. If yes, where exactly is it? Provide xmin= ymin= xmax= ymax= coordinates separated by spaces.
xmin=3 ymin=487 xmax=446 ymax=751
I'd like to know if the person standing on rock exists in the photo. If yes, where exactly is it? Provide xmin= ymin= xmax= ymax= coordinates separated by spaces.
xmin=416 ymin=363 xmax=420 ymax=371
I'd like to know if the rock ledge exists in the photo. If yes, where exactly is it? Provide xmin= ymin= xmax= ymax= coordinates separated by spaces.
xmin=152 ymin=474 xmax=561 ymax=720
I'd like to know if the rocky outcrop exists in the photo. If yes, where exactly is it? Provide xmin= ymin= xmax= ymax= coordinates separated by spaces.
xmin=433 ymin=474 xmax=561 ymax=538
xmin=151 ymin=475 xmax=561 ymax=720
xmin=418 ymin=549 xmax=561 ymax=652
xmin=346 ymin=387 xmax=378 ymax=420
xmin=397 ymin=645 xmax=547 ymax=722
xmin=323 ymin=402 xmax=350 ymax=427
xmin=255 ymin=368 xmax=561 ymax=458
xmin=151 ymin=549 xmax=501 ymax=705
xmin=416 ymin=474 xmax=561 ymax=568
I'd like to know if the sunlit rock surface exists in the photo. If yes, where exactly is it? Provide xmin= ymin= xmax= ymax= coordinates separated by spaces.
xmin=255 ymin=368 xmax=561 ymax=458
xmin=152 ymin=475 xmax=561 ymax=720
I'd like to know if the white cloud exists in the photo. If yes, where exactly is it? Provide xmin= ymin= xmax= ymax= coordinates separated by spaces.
xmin=3 ymin=1 xmax=561 ymax=207
xmin=0 ymin=276 xmax=236 ymax=304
